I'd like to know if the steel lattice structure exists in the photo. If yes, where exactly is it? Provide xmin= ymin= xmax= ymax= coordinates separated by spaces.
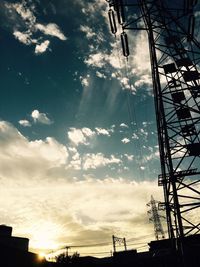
xmin=106 ymin=0 xmax=200 ymax=245
xmin=147 ymin=195 xmax=165 ymax=240
xmin=112 ymin=235 xmax=127 ymax=253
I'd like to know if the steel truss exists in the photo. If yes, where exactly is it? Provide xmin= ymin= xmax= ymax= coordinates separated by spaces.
xmin=106 ymin=0 xmax=200 ymax=242
xmin=112 ymin=235 xmax=127 ymax=253
xmin=147 ymin=195 xmax=165 ymax=240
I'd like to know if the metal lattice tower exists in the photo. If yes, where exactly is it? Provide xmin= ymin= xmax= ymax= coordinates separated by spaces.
xmin=106 ymin=0 xmax=200 ymax=245
xmin=112 ymin=235 xmax=127 ymax=253
xmin=147 ymin=195 xmax=165 ymax=240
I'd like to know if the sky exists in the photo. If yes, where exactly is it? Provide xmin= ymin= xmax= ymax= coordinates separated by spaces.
xmin=0 ymin=0 xmax=174 ymax=257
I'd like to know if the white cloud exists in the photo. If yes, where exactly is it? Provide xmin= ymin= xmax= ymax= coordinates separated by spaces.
xmin=80 ymin=75 xmax=90 ymax=87
xmin=0 ymin=120 xmax=166 ymax=252
xmin=142 ymin=121 xmax=148 ymax=127
xmin=29 ymin=137 xmax=68 ymax=166
xmin=140 ymin=128 xmax=148 ymax=137
xmin=72 ymin=152 xmax=80 ymax=161
xmin=18 ymin=120 xmax=31 ymax=127
xmin=84 ymin=41 xmax=124 ymax=69
xmin=0 ymin=121 xmax=68 ymax=180
xmin=83 ymin=153 xmax=121 ymax=170
xmin=68 ymin=146 xmax=78 ymax=153
xmin=67 ymin=127 xmax=95 ymax=146
xmin=124 ymin=154 xmax=134 ymax=161
xmin=130 ymin=31 xmax=150 ymax=75
xmin=121 ymin=138 xmax=130 ymax=144
xmin=132 ymin=133 xmax=139 ymax=140
xmin=0 ymin=177 xmax=161 ymax=252
xmin=145 ymin=150 xmax=159 ymax=162
xmin=96 ymin=71 xmax=106 ymax=79
xmin=95 ymin=127 xmax=110 ymax=136
xmin=134 ymin=74 xmax=152 ymax=88
xmin=13 ymin=31 xmax=33 ymax=45
xmin=106 ymin=42 xmax=123 ymax=69
xmin=69 ymin=158 xmax=82 ymax=170
xmin=35 ymin=40 xmax=50 ymax=54
xmin=80 ymin=25 xmax=95 ymax=39
xmin=68 ymin=127 xmax=113 ymax=146
xmin=35 ymin=23 xmax=67 ymax=41
xmin=84 ymin=40 xmax=126 ymax=70
xmin=68 ymin=147 xmax=82 ymax=170
xmin=80 ymin=0 xmax=106 ymax=18
xmin=81 ymin=127 xmax=95 ymax=137
xmin=124 ymin=166 xmax=129 ymax=171
xmin=11 ymin=2 xmax=36 ymax=26
xmin=82 ymin=11 xmax=152 ymax=96
xmin=120 ymin=123 xmax=129 ymax=128
xmin=68 ymin=128 xmax=86 ymax=146
xmin=120 ymin=77 xmax=136 ymax=92
xmin=84 ymin=52 xmax=105 ymax=68
xmin=68 ymin=151 xmax=82 ymax=170
xmin=13 ymin=30 xmax=50 ymax=55
xmin=31 ymin=110 xmax=53 ymax=124
xmin=5 ymin=2 xmax=66 ymax=55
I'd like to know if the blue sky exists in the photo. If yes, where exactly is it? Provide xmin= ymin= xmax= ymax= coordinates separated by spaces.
xmin=0 ymin=0 xmax=169 ymax=256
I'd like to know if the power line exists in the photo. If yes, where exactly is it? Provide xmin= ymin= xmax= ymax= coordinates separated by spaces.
xmin=46 ymin=231 xmax=157 ymax=257
xmin=114 ymin=27 xmax=146 ymax=180
xmin=80 ymin=251 xmax=111 ymax=255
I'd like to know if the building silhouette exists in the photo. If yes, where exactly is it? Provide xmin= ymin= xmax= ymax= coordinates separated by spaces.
xmin=0 ymin=225 xmax=47 ymax=267
xmin=0 ymin=225 xmax=29 ymax=251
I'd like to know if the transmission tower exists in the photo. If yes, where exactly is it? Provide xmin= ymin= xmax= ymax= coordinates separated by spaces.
xmin=147 ymin=195 xmax=165 ymax=240
xmin=106 ymin=0 xmax=200 ymax=255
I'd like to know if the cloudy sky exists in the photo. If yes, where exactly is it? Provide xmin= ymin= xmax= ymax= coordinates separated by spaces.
xmin=0 ymin=0 xmax=175 ymax=257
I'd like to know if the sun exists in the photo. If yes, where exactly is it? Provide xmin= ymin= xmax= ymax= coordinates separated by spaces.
xmin=38 ymin=252 xmax=46 ymax=261
xmin=30 ymin=221 xmax=62 ymax=251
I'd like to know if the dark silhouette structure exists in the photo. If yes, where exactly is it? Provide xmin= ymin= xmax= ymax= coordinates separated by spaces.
xmin=0 ymin=224 xmax=29 ymax=251
xmin=56 ymin=252 xmax=80 ymax=264
xmin=147 ymin=195 xmax=165 ymax=240
xmin=106 ymin=0 xmax=200 ymax=265
xmin=54 ymin=235 xmax=200 ymax=267
xmin=112 ymin=235 xmax=127 ymax=253
xmin=0 ymin=225 xmax=48 ymax=267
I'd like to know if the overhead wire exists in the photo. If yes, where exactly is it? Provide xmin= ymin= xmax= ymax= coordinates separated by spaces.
xmin=48 ymin=3 xmax=160 ymax=261
xmin=80 ymin=251 xmax=112 ymax=255
xmin=117 ymin=3 xmax=163 ymax=183
xmin=124 ymin=59 xmax=145 ymax=180
xmin=45 ymin=231 xmax=154 ymax=254
xmin=114 ymin=26 xmax=145 ymax=180
xmin=111 ymin=0 xmax=148 ymax=179
xmin=46 ymin=232 xmax=154 ymax=258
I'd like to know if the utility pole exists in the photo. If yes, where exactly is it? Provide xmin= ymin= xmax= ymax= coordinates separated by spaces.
xmin=147 ymin=195 xmax=165 ymax=240
xmin=65 ymin=246 xmax=70 ymax=258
